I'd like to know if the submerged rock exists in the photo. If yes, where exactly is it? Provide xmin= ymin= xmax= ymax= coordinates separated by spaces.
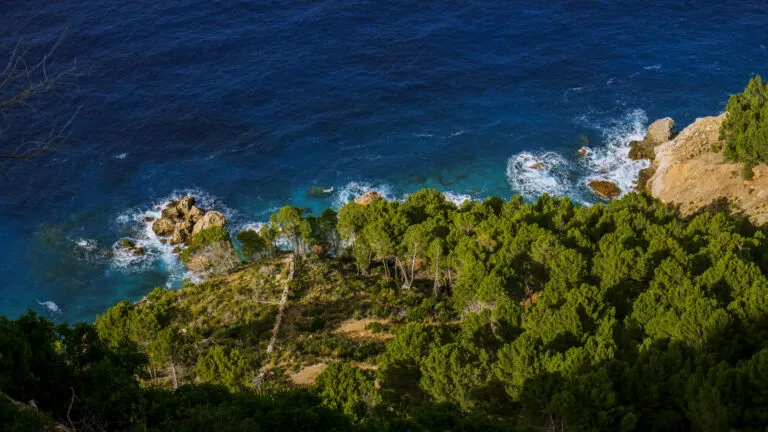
xmin=354 ymin=191 xmax=382 ymax=205
xmin=306 ymin=185 xmax=334 ymax=199
xmin=528 ymin=162 xmax=544 ymax=170
xmin=589 ymin=180 xmax=621 ymax=199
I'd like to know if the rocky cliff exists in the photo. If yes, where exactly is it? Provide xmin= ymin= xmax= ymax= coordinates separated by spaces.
xmin=642 ymin=114 xmax=768 ymax=225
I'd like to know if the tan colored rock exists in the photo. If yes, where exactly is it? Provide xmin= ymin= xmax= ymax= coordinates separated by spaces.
xmin=170 ymin=230 xmax=187 ymax=245
xmin=118 ymin=239 xmax=135 ymax=249
xmin=177 ymin=196 xmax=196 ymax=214
xmin=161 ymin=206 xmax=180 ymax=219
xmin=174 ymin=220 xmax=193 ymax=233
xmin=132 ymin=247 xmax=145 ymax=256
xmin=589 ymin=180 xmax=621 ymax=199
xmin=192 ymin=211 xmax=227 ymax=236
xmin=145 ymin=216 xmax=155 ymax=222
xmin=645 ymin=113 xmax=768 ymax=225
xmin=529 ymin=162 xmax=544 ymax=170
xmin=172 ymin=246 xmax=182 ymax=254
xmin=577 ymin=147 xmax=590 ymax=157
xmin=152 ymin=218 xmax=175 ymax=236
xmin=354 ymin=191 xmax=382 ymax=206
xmin=188 ymin=206 xmax=204 ymax=222
xmin=645 ymin=117 xmax=675 ymax=144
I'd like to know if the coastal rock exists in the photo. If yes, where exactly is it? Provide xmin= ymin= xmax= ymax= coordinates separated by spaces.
xmin=145 ymin=216 xmax=155 ymax=222
xmin=354 ymin=191 xmax=382 ymax=206
xmin=628 ymin=118 xmax=676 ymax=161
xmin=629 ymin=140 xmax=657 ymax=160
xmin=152 ymin=218 xmax=175 ymax=236
xmin=117 ymin=238 xmax=144 ymax=256
xmin=170 ymin=229 xmax=187 ymax=245
xmin=188 ymin=206 xmax=204 ymax=222
xmin=178 ymin=196 xmax=196 ymax=214
xmin=589 ymin=180 xmax=621 ymax=199
xmin=172 ymin=246 xmax=182 ymax=254
xmin=174 ymin=220 xmax=193 ymax=233
xmin=529 ymin=162 xmax=544 ymax=170
xmin=645 ymin=117 xmax=675 ymax=144
xmin=192 ymin=211 xmax=227 ymax=236
xmin=644 ymin=113 xmax=768 ymax=225
xmin=577 ymin=147 xmax=590 ymax=157
xmin=161 ymin=206 xmax=180 ymax=219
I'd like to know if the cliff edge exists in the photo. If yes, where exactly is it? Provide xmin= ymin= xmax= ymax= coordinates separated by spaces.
xmin=643 ymin=113 xmax=768 ymax=225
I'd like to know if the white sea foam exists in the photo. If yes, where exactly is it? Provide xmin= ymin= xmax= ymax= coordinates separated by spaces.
xmin=643 ymin=64 xmax=662 ymax=71
xmin=114 ymin=153 xmax=128 ymax=159
xmin=37 ymin=300 xmax=60 ymax=313
xmin=442 ymin=191 xmax=476 ymax=206
xmin=333 ymin=181 xmax=397 ymax=208
xmin=506 ymin=151 xmax=571 ymax=199
xmin=506 ymin=109 xmax=650 ymax=201
xmin=579 ymin=108 xmax=650 ymax=197
xmin=74 ymin=238 xmax=98 ymax=251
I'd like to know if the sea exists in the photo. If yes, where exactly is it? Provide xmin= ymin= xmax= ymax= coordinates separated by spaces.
xmin=1 ymin=0 xmax=767 ymax=322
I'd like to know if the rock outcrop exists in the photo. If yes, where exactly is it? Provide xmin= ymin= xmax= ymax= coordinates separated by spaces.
xmin=354 ymin=191 xmax=382 ymax=206
xmin=152 ymin=196 xmax=228 ymax=250
xmin=629 ymin=117 xmax=675 ymax=161
xmin=642 ymin=114 xmax=768 ymax=225
xmin=589 ymin=180 xmax=621 ymax=200
xmin=192 ymin=211 xmax=227 ymax=236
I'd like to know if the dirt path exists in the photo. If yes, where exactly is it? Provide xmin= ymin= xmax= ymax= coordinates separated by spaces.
xmin=254 ymin=254 xmax=295 ymax=388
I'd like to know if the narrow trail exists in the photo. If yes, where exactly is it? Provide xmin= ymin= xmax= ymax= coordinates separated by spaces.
xmin=254 ymin=253 xmax=295 ymax=388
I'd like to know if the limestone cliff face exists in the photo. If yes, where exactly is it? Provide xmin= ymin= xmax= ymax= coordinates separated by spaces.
xmin=644 ymin=113 xmax=768 ymax=225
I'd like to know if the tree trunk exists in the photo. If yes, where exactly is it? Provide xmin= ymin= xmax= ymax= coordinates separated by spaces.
xmin=433 ymin=249 xmax=440 ymax=297
xmin=409 ymin=246 xmax=417 ymax=289
xmin=170 ymin=360 xmax=178 ymax=390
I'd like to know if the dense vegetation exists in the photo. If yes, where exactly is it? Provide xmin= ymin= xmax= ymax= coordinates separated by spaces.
xmin=2 ymin=190 xmax=768 ymax=431
xmin=720 ymin=74 xmax=768 ymax=178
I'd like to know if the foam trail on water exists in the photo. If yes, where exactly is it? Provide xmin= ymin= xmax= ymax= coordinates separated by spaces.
xmin=37 ymin=300 xmax=60 ymax=313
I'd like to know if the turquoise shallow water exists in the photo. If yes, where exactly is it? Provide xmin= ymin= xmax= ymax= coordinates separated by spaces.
xmin=1 ymin=0 xmax=767 ymax=322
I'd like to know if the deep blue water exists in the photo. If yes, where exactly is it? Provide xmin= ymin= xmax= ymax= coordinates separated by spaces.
xmin=1 ymin=0 xmax=767 ymax=322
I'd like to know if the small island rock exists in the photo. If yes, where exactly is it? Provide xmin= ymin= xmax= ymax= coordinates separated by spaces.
xmin=589 ymin=180 xmax=621 ymax=199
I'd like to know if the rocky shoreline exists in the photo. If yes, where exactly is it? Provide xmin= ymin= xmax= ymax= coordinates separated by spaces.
xmin=633 ymin=113 xmax=768 ymax=225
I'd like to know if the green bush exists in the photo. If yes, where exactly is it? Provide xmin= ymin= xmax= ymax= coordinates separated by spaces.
xmin=180 ymin=226 xmax=232 ymax=264
xmin=720 ymin=74 xmax=768 ymax=177
xmin=236 ymin=229 xmax=267 ymax=261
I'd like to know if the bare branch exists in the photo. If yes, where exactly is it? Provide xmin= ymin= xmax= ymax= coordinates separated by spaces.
xmin=0 ymin=34 xmax=85 ymax=165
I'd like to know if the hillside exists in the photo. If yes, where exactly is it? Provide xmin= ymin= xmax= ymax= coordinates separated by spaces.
xmin=3 ymin=191 xmax=768 ymax=431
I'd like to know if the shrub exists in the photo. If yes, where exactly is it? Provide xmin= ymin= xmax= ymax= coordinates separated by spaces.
xmin=720 ymin=74 xmax=768 ymax=176
xmin=236 ymin=229 xmax=267 ymax=261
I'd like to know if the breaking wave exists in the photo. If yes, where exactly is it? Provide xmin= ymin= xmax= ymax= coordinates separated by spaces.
xmin=506 ymin=109 xmax=650 ymax=201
